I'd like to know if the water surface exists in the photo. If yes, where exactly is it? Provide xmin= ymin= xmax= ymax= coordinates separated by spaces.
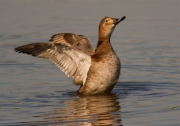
xmin=0 ymin=0 xmax=179 ymax=126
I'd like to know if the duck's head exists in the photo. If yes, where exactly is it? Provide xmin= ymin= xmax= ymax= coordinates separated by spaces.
xmin=99 ymin=16 xmax=126 ymax=39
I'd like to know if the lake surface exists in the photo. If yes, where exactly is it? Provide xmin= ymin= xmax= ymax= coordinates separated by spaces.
xmin=0 ymin=0 xmax=179 ymax=126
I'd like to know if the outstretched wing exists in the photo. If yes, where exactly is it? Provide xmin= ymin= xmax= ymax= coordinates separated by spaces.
xmin=49 ymin=33 xmax=95 ymax=56
xmin=14 ymin=42 xmax=91 ymax=85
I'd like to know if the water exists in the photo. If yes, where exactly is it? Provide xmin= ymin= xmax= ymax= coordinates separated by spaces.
xmin=0 ymin=0 xmax=180 ymax=125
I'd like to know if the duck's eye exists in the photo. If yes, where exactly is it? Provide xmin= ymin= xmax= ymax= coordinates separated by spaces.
xmin=105 ymin=20 xmax=108 ymax=22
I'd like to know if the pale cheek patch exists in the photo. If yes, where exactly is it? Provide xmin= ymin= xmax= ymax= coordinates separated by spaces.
xmin=103 ymin=24 xmax=115 ymax=35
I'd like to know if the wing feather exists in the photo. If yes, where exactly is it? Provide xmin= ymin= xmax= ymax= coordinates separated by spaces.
xmin=14 ymin=42 xmax=91 ymax=85
xmin=49 ymin=33 xmax=95 ymax=56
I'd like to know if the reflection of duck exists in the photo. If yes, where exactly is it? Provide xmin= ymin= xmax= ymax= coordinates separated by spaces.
xmin=45 ymin=94 xmax=122 ymax=125
xmin=14 ymin=16 xmax=126 ymax=95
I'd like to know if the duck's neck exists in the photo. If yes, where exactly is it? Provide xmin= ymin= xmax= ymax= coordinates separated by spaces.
xmin=95 ymin=35 xmax=114 ymax=55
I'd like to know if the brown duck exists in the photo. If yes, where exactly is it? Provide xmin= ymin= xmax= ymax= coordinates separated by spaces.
xmin=14 ymin=16 xmax=126 ymax=95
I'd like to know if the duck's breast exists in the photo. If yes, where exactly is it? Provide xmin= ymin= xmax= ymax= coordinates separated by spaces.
xmin=79 ymin=54 xmax=120 ymax=95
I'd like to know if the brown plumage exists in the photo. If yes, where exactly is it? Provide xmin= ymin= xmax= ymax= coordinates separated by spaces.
xmin=14 ymin=16 xmax=126 ymax=95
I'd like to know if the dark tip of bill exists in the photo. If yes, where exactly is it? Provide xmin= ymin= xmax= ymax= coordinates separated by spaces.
xmin=120 ymin=16 xmax=126 ymax=22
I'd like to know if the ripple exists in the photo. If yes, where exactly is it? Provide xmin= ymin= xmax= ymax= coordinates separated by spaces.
xmin=114 ymin=82 xmax=180 ymax=125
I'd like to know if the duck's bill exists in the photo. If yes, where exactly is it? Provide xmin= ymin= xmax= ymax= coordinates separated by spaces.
xmin=114 ymin=16 xmax=126 ymax=25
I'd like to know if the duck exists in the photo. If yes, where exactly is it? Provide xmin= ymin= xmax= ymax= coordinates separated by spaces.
xmin=14 ymin=16 xmax=126 ymax=95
